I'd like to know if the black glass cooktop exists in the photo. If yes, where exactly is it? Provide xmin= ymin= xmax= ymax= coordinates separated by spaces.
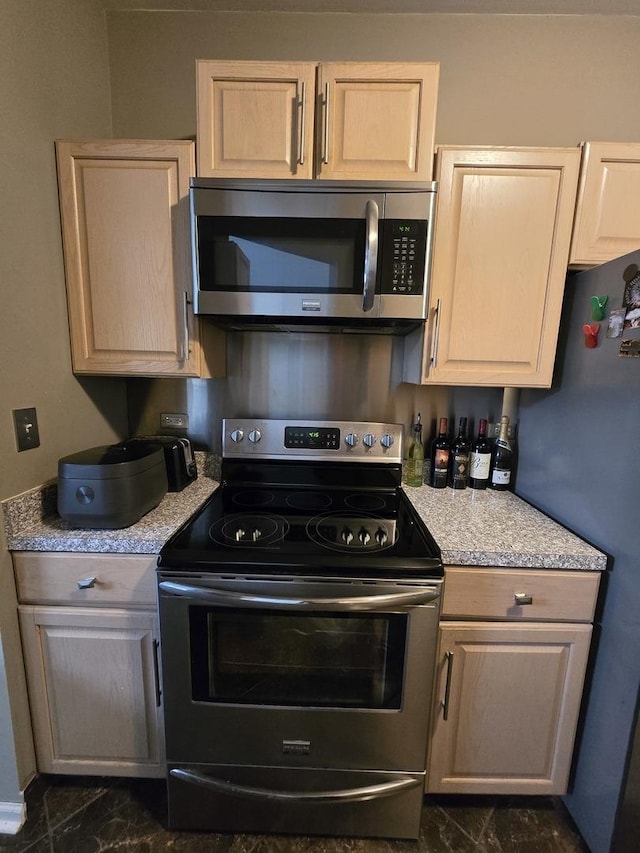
xmin=158 ymin=462 xmax=442 ymax=578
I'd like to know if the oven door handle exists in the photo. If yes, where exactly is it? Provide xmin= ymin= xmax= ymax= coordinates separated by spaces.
xmin=170 ymin=767 xmax=421 ymax=803
xmin=158 ymin=580 xmax=440 ymax=610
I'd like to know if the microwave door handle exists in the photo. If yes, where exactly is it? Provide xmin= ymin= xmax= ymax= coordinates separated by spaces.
xmin=363 ymin=199 xmax=379 ymax=313
xmin=158 ymin=580 xmax=439 ymax=610
xmin=170 ymin=767 xmax=420 ymax=803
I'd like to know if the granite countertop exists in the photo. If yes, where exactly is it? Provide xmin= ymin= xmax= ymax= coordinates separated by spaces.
xmin=3 ymin=456 xmax=606 ymax=570
xmin=403 ymin=485 xmax=606 ymax=571
xmin=2 ymin=452 xmax=219 ymax=555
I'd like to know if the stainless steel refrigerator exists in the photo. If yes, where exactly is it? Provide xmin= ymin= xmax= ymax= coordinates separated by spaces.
xmin=517 ymin=249 xmax=640 ymax=853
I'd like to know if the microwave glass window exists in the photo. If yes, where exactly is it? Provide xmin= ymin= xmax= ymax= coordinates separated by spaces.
xmin=197 ymin=217 xmax=366 ymax=294
xmin=189 ymin=607 xmax=407 ymax=709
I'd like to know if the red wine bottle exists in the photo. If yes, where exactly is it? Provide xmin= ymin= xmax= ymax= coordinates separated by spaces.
xmin=448 ymin=417 xmax=470 ymax=489
xmin=469 ymin=418 xmax=491 ymax=490
xmin=489 ymin=415 xmax=514 ymax=491
xmin=429 ymin=417 xmax=450 ymax=489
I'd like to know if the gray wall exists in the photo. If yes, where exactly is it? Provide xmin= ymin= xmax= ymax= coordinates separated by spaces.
xmin=114 ymin=8 xmax=640 ymax=447
xmin=0 ymin=0 xmax=127 ymax=808
xmin=106 ymin=10 xmax=640 ymax=145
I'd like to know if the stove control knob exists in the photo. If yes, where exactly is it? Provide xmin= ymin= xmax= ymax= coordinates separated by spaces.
xmin=359 ymin=528 xmax=371 ymax=545
xmin=252 ymin=529 xmax=262 ymax=541
xmin=230 ymin=429 xmax=244 ymax=443
xmin=345 ymin=432 xmax=359 ymax=448
xmin=363 ymin=433 xmax=376 ymax=448
xmin=341 ymin=528 xmax=354 ymax=545
xmin=248 ymin=429 xmax=262 ymax=444
xmin=375 ymin=528 xmax=388 ymax=546
xmin=380 ymin=433 xmax=394 ymax=449
xmin=235 ymin=527 xmax=246 ymax=541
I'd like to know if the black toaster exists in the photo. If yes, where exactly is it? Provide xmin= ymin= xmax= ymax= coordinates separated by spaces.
xmin=131 ymin=436 xmax=198 ymax=491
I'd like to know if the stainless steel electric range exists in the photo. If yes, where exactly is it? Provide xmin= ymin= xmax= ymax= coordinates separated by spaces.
xmin=157 ymin=419 xmax=443 ymax=840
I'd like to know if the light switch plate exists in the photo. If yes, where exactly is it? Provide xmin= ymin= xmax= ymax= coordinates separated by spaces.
xmin=13 ymin=407 xmax=40 ymax=451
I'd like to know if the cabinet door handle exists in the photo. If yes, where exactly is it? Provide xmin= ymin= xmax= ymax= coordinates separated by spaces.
xmin=297 ymin=81 xmax=306 ymax=166
xmin=179 ymin=291 xmax=190 ymax=364
xmin=514 ymin=593 xmax=534 ymax=606
xmin=442 ymin=650 xmax=454 ymax=721
xmin=322 ymin=82 xmax=330 ymax=165
xmin=152 ymin=639 xmax=162 ymax=707
xmin=76 ymin=577 xmax=97 ymax=590
xmin=429 ymin=298 xmax=441 ymax=367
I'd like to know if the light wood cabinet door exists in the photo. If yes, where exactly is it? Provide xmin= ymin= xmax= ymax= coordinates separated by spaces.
xmin=196 ymin=61 xmax=316 ymax=179
xmin=316 ymin=62 xmax=438 ymax=181
xmin=416 ymin=147 xmax=580 ymax=387
xmin=56 ymin=139 xmax=224 ymax=377
xmin=196 ymin=60 xmax=439 ymax=181
xmin=569 ymin=141 xmax=640 ymax=267
xmin=19 ymin=606 xmax=164 ymax=777
xmin=427 ymin=621 xmax=592 ymax=795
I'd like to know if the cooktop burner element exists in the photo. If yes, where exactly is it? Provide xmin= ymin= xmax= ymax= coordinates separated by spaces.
xmin=158 ymin=419 xmax=442 ymax=579
xmin=231 ymin=491 xmax=275 ymax=508
xmin=285 ymin=491 xmax=333 ymax=511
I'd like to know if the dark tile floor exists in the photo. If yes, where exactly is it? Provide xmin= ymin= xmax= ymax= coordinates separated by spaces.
xmin=0 ymin=775 xmax=590 ymax=853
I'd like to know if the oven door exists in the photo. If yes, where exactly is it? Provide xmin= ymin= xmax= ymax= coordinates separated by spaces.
xmin=191 ymin=186 xmax=385 ymax=319
xmin=157 ymin=573 xmax=441 ymax=773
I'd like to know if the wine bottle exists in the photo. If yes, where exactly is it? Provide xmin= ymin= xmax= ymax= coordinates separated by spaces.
xmin=429 ymin=417 xmax=450 ymax=489
xmin=489 ymin=415 xmax=514 ymax=491
xmin=403 ymin=413 xmax=424 ymax=487
xmin=449 ymin=417 xmax=470 ymax=489
xmin=469 ymin=418 xmax=491 ymax=490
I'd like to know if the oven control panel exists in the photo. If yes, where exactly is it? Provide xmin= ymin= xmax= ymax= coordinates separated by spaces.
xmin=222 ymin=419 xmax=404 ymax=463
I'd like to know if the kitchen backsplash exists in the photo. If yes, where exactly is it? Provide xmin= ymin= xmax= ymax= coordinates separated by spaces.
xmin=126 ymin=330 xmax=503 ymax=451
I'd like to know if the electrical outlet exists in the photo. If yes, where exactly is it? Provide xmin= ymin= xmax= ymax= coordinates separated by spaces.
xmin=13 ymin=407 xmax=40 ymax=451
xmin=160 ymin=412 xmax=189 ymax=429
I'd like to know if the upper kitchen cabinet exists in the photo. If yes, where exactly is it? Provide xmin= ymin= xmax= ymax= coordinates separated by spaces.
xmin=406 ymin=146 xmax=580 ymax=388
xmin=56 ymin=139 xmax=224 ymax=378
xmin=196 ymin=60 xmax=439 ymax=181
xmin=569 ymin=141 xmax=640 ymax=267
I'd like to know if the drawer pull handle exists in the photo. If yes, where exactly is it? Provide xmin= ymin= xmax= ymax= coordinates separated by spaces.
xmin=514 ymin=592 xmax=533 ymax=606
xmin=77 ymin=576 xmax=97 ymax=590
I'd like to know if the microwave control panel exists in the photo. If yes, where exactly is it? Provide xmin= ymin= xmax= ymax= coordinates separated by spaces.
xmin=379 ymin=219 xmax=427 ymax=295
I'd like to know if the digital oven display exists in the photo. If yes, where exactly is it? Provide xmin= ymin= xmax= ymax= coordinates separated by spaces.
xmin=284 ymin=426 xmax=340 ymax=450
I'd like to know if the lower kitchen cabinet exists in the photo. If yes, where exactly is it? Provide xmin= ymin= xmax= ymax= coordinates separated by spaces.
xmin=13 ymin=553 xmax=164 ymax=778
xmin=427 ymin=566 xmax=600 ymax=795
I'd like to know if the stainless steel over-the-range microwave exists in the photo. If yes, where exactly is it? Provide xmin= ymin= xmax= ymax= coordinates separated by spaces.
xmin=190 ymin=178 xmax=437 ymax=331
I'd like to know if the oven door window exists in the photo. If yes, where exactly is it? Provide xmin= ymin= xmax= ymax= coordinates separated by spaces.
xmin=196 ymin=217 xmax=366 ymax=295
xmin=189 ymin=608 xmax=407 ymax=709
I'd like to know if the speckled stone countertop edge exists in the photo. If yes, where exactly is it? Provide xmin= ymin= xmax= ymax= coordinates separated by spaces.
xmin=2 ymin=452 xmax=220 ymax=555
xmin=402 ymin=485 xmax=607 ymax=572
xmin=3 ymin=459 xmax=607 ymax=571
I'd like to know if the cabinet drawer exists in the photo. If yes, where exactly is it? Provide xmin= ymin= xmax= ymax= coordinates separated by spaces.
xmin=13 ymin=552 xmax=157 ymax=607
xmin=442 ymin=567 xmax=599 ymax=622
